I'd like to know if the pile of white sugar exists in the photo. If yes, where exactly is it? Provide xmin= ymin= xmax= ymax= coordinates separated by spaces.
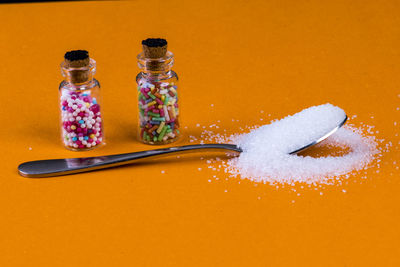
xmin=202 ymin=104 xmax=381 ymax=185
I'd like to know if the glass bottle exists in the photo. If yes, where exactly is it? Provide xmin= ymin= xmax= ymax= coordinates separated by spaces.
xmin=136 ymin=39 xmax=180 ymax=145
xmin=59 ymin=50 xmax=105 ymax=151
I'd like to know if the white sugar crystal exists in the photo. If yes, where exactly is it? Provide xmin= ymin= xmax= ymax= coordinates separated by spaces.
xmin=206 ymin=103 xmax=380 ymax=185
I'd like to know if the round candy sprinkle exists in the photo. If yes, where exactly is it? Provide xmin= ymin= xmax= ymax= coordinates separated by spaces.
xmin=60 ymin=90 xmax=104 ymax=150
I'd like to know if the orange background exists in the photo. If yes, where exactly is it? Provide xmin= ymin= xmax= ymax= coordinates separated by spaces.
xmin=0 ymin=0 xmax=399 ymax=266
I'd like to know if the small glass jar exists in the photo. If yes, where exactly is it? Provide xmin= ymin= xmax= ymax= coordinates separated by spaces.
xmin=136 ymin=49 xmax=180 ymax=144
xmin=59 ymin=52 xmax=105 ymax=151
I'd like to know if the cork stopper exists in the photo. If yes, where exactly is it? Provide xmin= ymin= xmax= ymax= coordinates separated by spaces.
xmin=64 ymin=50 xmax=90 ymax=84
xmin=142 ymin=38 xmax=168 ymax=59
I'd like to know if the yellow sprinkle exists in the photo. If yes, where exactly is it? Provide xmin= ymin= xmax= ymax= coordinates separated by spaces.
xmin=161 ymin=95 xmax=165 ymax=101
xmin=158 ymin=105 xmax=163 ymax=109
xmin=90 ymin=134 xmax=95 ymax=139
xmin=170 ymin=88 xmax=177 ymax=94
xmin=148 ymin=101 xmax=156 ymax=107
xmin=85 ymin=103 xmax=90 ymax=107
xmin=156 ymin=121 xmax=165 ymax=134
xmin=171 ymin=106 xmax=176 ymax=117
xmin=71 ymin=125 xmax=76 ymax=130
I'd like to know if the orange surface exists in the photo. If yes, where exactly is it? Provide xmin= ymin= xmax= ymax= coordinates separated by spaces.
xmin=0 ymin=0 xmax=399 ymax=265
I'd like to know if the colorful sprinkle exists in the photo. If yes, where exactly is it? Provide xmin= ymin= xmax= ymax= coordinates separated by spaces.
xmin=137 ymin=80 xmax=180 ymax=144
xmin=60 ymin=89 xmax=104 ymax=150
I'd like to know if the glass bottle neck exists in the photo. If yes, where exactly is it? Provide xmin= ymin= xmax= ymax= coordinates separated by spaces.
xmin=137 ymin=51 xmax=174 ymax=79
xmin=62 ymin=78 xmax=97 ymax=90
xmin=61 ymin=58 xmax=97 ymax=88
xmin=140 ymin=70 xmax=173 ymax=81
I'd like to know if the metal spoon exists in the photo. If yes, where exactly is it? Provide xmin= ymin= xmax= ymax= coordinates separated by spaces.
xmin=18 ymin=115 xmax=347 ymax=178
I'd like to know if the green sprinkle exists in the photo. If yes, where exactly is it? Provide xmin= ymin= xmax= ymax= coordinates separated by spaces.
xmin=158 ymin=126 xmax=168 ymax=141
xmin=148 ymin=92 xmax=156 ymax=99
xmin=143 ymin=131 xmax=148 ymax=140
xmin=146 ymin=134 xmax=150 ymax=142
xmin=163 ymin=96 xmax=169 ymax=105
xmin=166 ymin=128 xmax=172 ymax=133
xmin=152 ymin=117 xmax=165 ymax=121
xmin=148 ymin=112 xmax=160 ymax=117
xmin=153 ymin=136 xmax=157 ymax=142
xmin=176 ymin=129 xmax=180 ymax=134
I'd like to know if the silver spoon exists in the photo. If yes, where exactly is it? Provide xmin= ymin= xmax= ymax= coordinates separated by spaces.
xmin=18 ymin=115 xmax=347 ymax=178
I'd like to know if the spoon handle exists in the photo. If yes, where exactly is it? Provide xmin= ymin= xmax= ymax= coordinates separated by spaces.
xmin=18 ymin=144 xmax=241 ymax=178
